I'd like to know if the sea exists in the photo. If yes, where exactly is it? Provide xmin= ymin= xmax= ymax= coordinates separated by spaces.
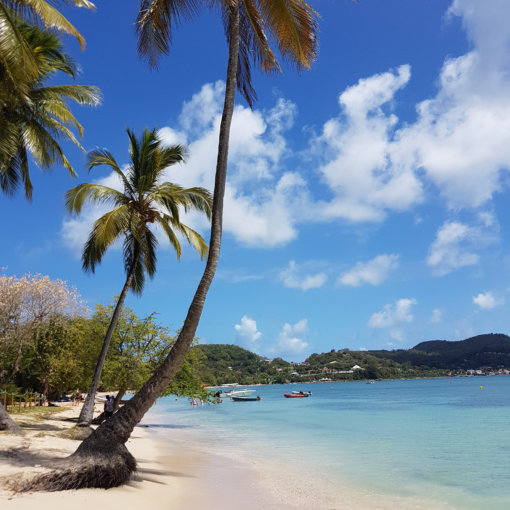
xmin=142 ymin=376 xmax=510 ymax=509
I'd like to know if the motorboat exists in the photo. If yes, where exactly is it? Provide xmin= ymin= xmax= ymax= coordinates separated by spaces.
xmin=283 ymin=391 xmax=312 ymax=398
xmin=217 ymin=384 xmax=256 ymax=399
xmin=231 ymin=395 xmax=261 ymax=402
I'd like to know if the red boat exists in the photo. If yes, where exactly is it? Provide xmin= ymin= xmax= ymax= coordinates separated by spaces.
xmin=283 ymin=391 xmax=311 ymax=398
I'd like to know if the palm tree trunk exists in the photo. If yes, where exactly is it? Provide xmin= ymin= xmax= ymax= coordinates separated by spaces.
xmin=0 ymin=401 xmax=23 ymax=434
xmin=77 ymin=269 xmax=135 ymax=426
xmin=20 ymin=2 xmax=240 ymax=492
xmin=112 ymin=387 xmax=127 ymax=411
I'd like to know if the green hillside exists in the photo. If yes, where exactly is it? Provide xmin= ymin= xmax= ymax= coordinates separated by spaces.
xmin=194 ymin=334 xmax=510 ymax=385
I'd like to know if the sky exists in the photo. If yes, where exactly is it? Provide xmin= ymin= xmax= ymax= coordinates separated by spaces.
xmin=3 ymin=0 xmax=510 ymax=361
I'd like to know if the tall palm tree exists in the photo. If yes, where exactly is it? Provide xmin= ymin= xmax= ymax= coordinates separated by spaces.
xmin=23 ymin=0 xmax=318 ymax=491
xmin=65 ymin=127 xmax=212 ymax=426
xmin=0 ymin=21 xmax=100 ymax=199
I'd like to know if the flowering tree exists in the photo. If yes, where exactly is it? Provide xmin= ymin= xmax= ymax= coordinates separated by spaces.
xmin=0 ymin=273 xmax=83 ymax=433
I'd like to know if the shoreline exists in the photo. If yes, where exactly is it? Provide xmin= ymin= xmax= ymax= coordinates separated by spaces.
xmin=0 ymin=398 xmax=455 ymax=510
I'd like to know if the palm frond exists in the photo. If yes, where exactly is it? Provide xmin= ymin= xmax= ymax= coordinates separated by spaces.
xmin=33 ymin=85 xmax=101 ymax=107
xmin=0 ymin=3 xmax=38 ymax=88
xmin=22 ymin=0 xmax=88 ymax=49
xmin=257 ymin=0 xmax=319 ymax=71
xmin=136 ymin=0 xmax=202 ymax=68
xmin=156 ymin=214 xmax=182 ymax=259
xmin=22 ymin=117 xmax=79 ymax=174
xmin=142 ymin=228 xmax=158 ymax=278
xmin=86 ymin=149 xmax=134 ymax=196
xmin=82 ymin=205 xmax=130 ymax=272
xmin=154 ymin=143 xmax=187 ymax=177
xmin=123 ymin=236 xmax=145 ymax=294
xmin=153 ymin=183 xmax=212 ymax=218
xmin=65 ymin=183 xmax=127 ymax=214
xmin=173 ymin=221 xmax=209 ymax=259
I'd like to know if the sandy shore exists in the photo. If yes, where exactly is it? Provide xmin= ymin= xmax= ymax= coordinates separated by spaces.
xmin=0 ymin=399 xmax=454 ymax=510
xmin=0 ymin=399 xmax=282 ymax=510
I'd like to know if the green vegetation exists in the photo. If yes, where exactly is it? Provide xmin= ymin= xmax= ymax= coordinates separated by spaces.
xmin=0 ymin=274 xmax=208 ymax=403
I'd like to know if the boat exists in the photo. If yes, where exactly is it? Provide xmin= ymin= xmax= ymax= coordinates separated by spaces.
xmin=232 ymin=395 xmax=261 ymax=402
xmin=283 ymin=391 xmax=312 ymax=398
xmin=216 ymin=384 xmax=256 ymax=399
xmin=367 ymin=380 xmax=375 ymax=384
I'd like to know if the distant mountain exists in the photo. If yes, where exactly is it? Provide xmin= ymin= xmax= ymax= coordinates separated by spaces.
xmin=373 ymin=333 xmax=510 ymax=369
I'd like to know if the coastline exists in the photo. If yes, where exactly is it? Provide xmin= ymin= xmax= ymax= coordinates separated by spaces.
xmin=0 ymin=398 xmax=455 ymax=510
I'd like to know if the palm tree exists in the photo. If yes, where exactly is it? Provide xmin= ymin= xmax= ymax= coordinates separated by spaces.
xmin=65 ymin=127 xmax=212 ymax=426
xmin=23 ymin=0 xmax=318 ymax=491
xmin=0 ymin=21 xmax=100 ymax=199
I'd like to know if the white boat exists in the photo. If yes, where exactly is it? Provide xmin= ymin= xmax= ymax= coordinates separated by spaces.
xmin=216 ymin=384 xmax=256 ymax=399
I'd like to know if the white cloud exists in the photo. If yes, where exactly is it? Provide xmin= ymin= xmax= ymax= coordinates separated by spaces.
xmin=472 ymin=291 xmax=504 ymax=310
xmin=279 ymin=260 xmax=327 ymax=290
xmin=338 ymin=254 xmax=399 ymax=287
xmin=427 ymin=221 xmax=480 ymax=276
xmin=234 ymin=316 xmax=262 ymax=348
xmin=312 ymin=1 xmax=510 ymax=220
xmin=270 ymin=319 xmax=309 ymax=359
xmin=430 ymin=308 xmax=443 ymax=323
xmin=312 ymin=65 xmax=424 ymax=223
xmin=397 ymin=0 xmax=510 ymax=208
xmin=368 ymin=298 xmax=417 ymax=328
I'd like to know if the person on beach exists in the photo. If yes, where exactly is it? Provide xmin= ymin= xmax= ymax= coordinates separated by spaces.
xmin=104 ymin=395 xmax=114 ymax=418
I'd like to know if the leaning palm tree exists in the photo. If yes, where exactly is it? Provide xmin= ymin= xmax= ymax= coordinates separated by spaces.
xmin=22 ymin=0 xmax=318 ymax=491
xmin=65 ymin=127 xmax=212 ymax=426
xmin=0 ymin=21 xmax=100 ymax=199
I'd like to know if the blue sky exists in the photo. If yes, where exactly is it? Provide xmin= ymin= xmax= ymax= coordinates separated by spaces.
xmin=3 ymin=0 xmax=510 ymax=361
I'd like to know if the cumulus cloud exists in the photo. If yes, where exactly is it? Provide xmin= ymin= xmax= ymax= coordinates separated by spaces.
xmin=279 ymin=260 xmax=327 ymax=290
xmin=270 ymin=319 xmax=309 ymax=359
xmin=312 ymin=65 xmax=424 ymax=223
xmin=338 ymin=254 xmax=399 ymax=287
xmin=234 ymin=315 xmax=262 ymax=348
xmin=368 ymin=298 xmax=417 ymax=328
xmin=472 ymin=291 xmax=504 ymax=310
xmin=312 ymin=1 xmax=510 ymax=220
xmin=427 ymin=221 xmax=480 ymax=276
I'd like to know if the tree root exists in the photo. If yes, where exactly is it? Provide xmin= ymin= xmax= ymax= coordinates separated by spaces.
xmin=14 ymin=441 xmax=136 ymax=492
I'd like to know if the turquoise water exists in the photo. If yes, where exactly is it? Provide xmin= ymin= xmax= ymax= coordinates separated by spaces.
xmin=144 ymin=377 xmax=510 ymax=509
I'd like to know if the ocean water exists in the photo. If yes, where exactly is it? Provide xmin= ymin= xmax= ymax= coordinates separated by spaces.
xmin=143 ymin=377 xmax=510 ymax=509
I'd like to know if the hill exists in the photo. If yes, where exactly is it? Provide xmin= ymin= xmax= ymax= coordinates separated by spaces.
xmin=373 ymin=333 xmax=510 ymax=370
xmin=193 ymin=344 xmax=290 ymax=386
xmin=194 ymin=334 xmax=510 ymax=385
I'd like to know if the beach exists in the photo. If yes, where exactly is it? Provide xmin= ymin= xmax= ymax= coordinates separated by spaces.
xmin=0 ymin=395 xmax=458 ymax=510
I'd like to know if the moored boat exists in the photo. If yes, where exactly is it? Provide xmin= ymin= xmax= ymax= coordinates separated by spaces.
xmin=283 ymin=391 xmax=311 ymax=398
xmin=232 ymin=395 xmax=261 ymax=402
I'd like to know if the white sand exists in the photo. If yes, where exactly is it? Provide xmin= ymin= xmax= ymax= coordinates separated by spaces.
xmin=0 ymin=401 xmax=456 ymax=510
